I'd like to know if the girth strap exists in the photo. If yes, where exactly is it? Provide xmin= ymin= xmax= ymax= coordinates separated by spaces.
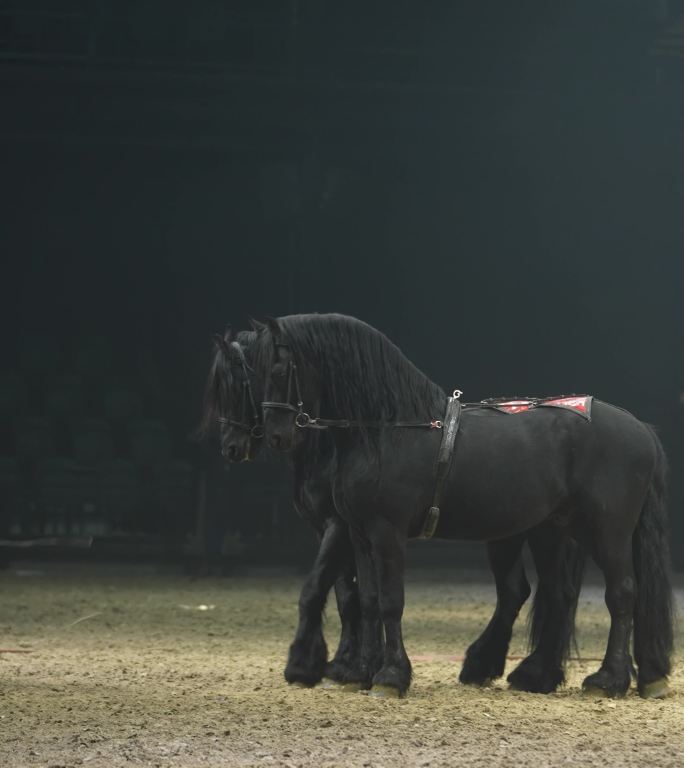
xmin=419 ymin=395 xmax=462 ymax=539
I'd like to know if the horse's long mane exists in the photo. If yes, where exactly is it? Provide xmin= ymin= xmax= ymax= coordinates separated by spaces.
xmin=255 ymin=314 xmax=446 ymax=431
xmin=196 ymin=330 xmax=256 ymax=440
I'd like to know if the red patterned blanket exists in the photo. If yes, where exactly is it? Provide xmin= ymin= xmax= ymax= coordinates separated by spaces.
xmin=481 ymin=395 xmax=592 ymax=420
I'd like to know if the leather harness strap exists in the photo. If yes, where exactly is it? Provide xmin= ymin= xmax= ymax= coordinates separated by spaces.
xmin=262 ymin=359 xmax=445 ymax=431
xmin=307 ymin=417 xmax=443 ymax=430
xmin=418 ymin=395 xmax=462 ymax=540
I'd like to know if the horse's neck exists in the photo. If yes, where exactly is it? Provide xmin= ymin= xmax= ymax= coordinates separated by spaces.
xmin=327 ymin=331 xmax=446 ymax=419
xmin=293 ymin=430 xmax=334 ymax=471
xmin=318 ymin=369 xmax=447 ymax=423
xmin=291 ymin=431 xmax=335 ymax=513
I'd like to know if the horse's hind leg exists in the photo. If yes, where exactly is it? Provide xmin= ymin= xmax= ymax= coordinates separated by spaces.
xmin=508 ymin=526 xmax=584 ymax=693
xmin=582 ymin=533 xmax=635 ymax=697
xmin=460 ymin=535 xmax=530 ymax=686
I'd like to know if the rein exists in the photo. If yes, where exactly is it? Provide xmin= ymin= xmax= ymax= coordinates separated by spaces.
xmin=261 ymin=355 xmax=460 ymax=432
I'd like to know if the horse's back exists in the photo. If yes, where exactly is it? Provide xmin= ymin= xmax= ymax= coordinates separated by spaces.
xmin=434 ymin=399 xmax=658 ymax=540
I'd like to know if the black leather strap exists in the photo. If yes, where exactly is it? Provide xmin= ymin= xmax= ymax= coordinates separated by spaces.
xmin=418 ymin=396 xmax=462 ymax=539
xmin=305 ymin=417 xmax=443 ymax=430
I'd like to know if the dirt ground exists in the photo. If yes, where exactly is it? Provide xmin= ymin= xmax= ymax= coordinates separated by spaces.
xmin=0 ymin=563 xmax=682 ymax=768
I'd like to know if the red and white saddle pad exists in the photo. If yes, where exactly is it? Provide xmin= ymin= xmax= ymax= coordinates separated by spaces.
xmin=488 ymin=395 xmax=592 ymax=420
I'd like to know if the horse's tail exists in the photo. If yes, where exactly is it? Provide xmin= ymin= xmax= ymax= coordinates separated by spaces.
xmin=632 ymin=427 xmax=674 ymax=690
xmin=528 ymin=535 xmax=586 ymax=672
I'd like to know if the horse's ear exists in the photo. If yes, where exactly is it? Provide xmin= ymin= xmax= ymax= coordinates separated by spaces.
xmin=248 ymin=317 xmax=266 ymax=334
xmin=264 ymin=316 xmax=282 ymax=340
xmin=213 ymin=333 xmax=230 ymax=355
xmin=223 ymin=324 xmax=234 ymax=343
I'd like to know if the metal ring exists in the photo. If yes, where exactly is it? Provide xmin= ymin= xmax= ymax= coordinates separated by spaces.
xmin=295 ymin=412 xmax=312 ymax=428
xmin=250 ymin=425 xmax=265 ymax=439
xmin=453 ymin=389 xmax=463 ymax=399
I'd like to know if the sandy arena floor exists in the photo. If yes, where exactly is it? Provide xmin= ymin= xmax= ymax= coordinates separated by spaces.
xmin=0 ymin=562 xmax=682 ymax=768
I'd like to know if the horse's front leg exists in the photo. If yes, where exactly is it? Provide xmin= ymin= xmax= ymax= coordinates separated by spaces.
xmin=325 ymin=531 xmax=362 ymax=684
xmin=346 ymin=529 xmax=384 ymax=689
xmin=284 ymin=519 xmax=347 ymax=686
xmin=366 ymin=518 xmax=411 ymax=698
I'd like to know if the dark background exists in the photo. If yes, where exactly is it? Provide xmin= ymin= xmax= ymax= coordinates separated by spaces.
xmin=1 ymin=1 xmax=683 ymax=566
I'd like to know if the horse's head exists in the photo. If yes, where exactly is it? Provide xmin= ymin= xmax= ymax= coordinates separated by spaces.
xmin=259 ymin=316 xmax=321 ymax=452
xmin=221 ymin=327 xmax=264 ymax=462
xmin=198 ymin=325 xmax=263 ymax=463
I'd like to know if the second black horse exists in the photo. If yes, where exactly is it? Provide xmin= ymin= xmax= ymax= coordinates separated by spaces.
xmin=198 ymin=326 xmax=361 ymax=686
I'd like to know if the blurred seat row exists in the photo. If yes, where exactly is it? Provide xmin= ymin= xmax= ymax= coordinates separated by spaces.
xmin=10 ymin=416 xmax=177 ymax=466
xmin=0 ymin=452 xmax=194 ymax=540
xmin=0 ymin=367 xmax=196 ymax=540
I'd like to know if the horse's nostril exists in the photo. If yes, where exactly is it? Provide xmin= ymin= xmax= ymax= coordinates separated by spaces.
xmin=223 ymin=444 xmax=239 ymax=462
xmin=269 ymin=433 xmax=282 ymax=450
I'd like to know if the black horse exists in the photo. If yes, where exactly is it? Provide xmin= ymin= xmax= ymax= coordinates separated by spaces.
xmin=256 ymin=313 xmax=673 ymax=699
xmin=198 ymin=326 xmax=361 ymax=686
xmin=202 ymin=325 xmax=589 ymax=696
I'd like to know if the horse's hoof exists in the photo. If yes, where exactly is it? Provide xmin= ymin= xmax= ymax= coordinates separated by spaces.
xmin=368 ymin=684 xmax=402 ymax=699
xmin=459 ymin=666 xmax=494 ymax=687
xmin=341 ymin=681 xmax=364 ymax=692
xmin=582 ymin=685 xmax=614 ymax=699
xmin=507 ymin=663 xmax=564 ymax=694
xmin=290 ymin=681 xmax=312 ymax=689
xmin=582 ymin=670 xmax=629 ymax=699
xmin=320 ymin=677 xmax=364 ymax=692
xmin=639 ymin=678 xmax=670 ymax=699
xmin=581 ymin=683 xmax=627 ymax=699
xmin=320 ymin=678 xmax=363 ymax=692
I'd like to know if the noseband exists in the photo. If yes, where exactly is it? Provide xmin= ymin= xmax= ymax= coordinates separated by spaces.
xmin=217 ymin=341 xmax=264 ymax=439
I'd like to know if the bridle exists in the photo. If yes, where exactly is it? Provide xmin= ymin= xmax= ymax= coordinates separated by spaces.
xmin=261 ymin=344 xmax=316 ymax=429
xmin=217 ymin=341 xmax=264 ymax=440
xmin=261 ymin=343 xmax=455 ymax=431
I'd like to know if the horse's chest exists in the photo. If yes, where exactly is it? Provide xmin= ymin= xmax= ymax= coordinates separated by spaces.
xmin=294 ymin=475 xmax=329 ymax=525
